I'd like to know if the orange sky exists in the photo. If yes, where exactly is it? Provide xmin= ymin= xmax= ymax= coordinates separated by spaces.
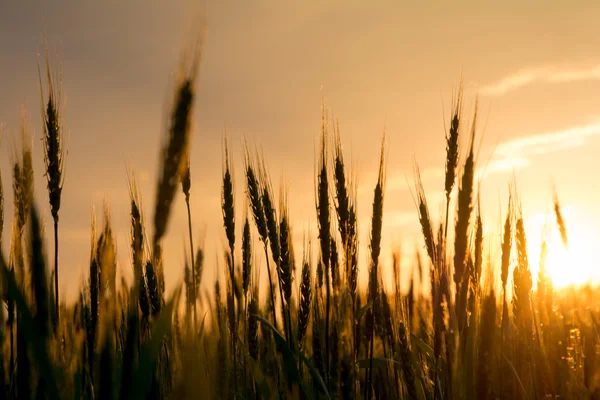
xmin=2 ymin=1 xmax=600 ymax=300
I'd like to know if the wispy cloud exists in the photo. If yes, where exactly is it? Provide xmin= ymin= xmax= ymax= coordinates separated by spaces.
xmin=480 ymin=120 xmax=600 ymax=178
xmin=481 ymin=64 xmax=600 ymax=96
xmin=366 ymin=120 xmax=600 ymax=198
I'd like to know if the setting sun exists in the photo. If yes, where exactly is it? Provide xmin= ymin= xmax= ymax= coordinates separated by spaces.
xmin=528 ymin=207 xmax=600 ymax=289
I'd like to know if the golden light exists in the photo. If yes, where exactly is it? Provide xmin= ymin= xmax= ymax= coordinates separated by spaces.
xmin=528 ymin=208 xmax=600 ymax=289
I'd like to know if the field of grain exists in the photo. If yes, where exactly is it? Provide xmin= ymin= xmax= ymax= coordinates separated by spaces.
xmin=1 ymin=34 xmax=600 ymax=400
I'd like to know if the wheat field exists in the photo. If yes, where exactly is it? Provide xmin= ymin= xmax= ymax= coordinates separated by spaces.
xmin=1 ymin=32 xmax=599 ymax=400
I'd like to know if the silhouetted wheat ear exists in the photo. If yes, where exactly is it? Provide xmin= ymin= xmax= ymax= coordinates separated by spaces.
xmin=297 ymin=259 xmax=312 ymax=345
xmin=279 ymin=207 xmax=292 ymax=305
xmin=453 ymin=104 xmax=476 ymax=289
xmin=513 ymin=212 xmax=532 ymax=332
xmin=242 ymin=216 xmax=252 ymax=295
xmin=261 ymin=178 xmax=280 ymax=268
xmin=128 ymin=176 xmax=144 ymax=273
xmin=145 ymin=260 xmax=162 ymax=317
xmin=553 ymin=190 xmax=569 ymax=249
xmin=444 ymin=84 xmax=463 ymax=202
xmin=194 ymin=246 xmax=204 ymax=298
xmin=415 ymin=165 xmax=436 ymax=265
xmin=181 ymin=155 xmax=191 ymax=201
xmin=244 ymin=147 xmax=268 ymax=241
xmin=222 ymin=140 xmax=235 ymax=252
xmin=12 ymin=163 xmax=23 ymax=235
xmin=317 ymin=122 xmax=331 ymax=276
xmin=153 ymin=31 xmax=203 ymax=284
xmin=473 ymin=193 xmax=483 ymax=285
xmin=97 ymin=207 xmax=116 ymax=304
xmin=12 ymin=114 xmax=34 ymax=236
xmin=369 ymin=141 xmax=386 ymax=269
xmin=38 ymin=53 xmax=64 ymax=218
xmin=347 ymin=202 xmax=358 ymax=299
xmin=500 ymin=194 xmax=513 ymax=292
xmin=153 ymin=76 xmax=193 ymax=245
xmin=333 ymin=119 xmax=350 ymax=245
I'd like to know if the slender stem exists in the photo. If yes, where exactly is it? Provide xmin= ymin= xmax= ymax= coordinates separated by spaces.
xmin=243 ymin=294 xmax=248 ymax=398
xmin=366 ymin=300 xmax=375 ymax=400
xmin=263 ymin=244 xmax=283 ymax=393
xmin=272 ymin=251 xmax=290 ymax=344
xmin=325 ymin=261 xmax=330 ymax=386
xmin=352 ymin=295 xmax=357 ymax=399
xmin=287 ymin=304 xmax=293 ymax=359
xmin=185 ymin=197 xmax=197 ymax=332
xmin=365 ymin=264 xmax=377 ymax=400
xmin=263 ymin=244 xmax=278 ymax=330
xmin=229 ymin=251 xmax=238 ymax=399
xmin=9 ymin=325 xmax=13 ymax=384
xmin=54 ymin=218 xmax=59 ymax=328
xmin=278 ymin=277 xmax=290 ymax=345
xmin=444 ymin=194 xmax=451 ymax=243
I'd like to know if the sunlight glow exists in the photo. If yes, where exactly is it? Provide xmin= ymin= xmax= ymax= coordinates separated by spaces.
xmin=528 ymin=208 xmax=600 ymax=289
xmin=544 ymin=231 xmax=595 ymax=288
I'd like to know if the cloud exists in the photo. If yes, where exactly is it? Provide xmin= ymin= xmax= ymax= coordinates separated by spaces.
xmin=481 ymin=64 xmax=600 ymax=96
xmin=480 ymin=120 xmax=600 ymax=178
xmin=496 ymin=121 xmax=600 ymax=156
xmin=359 ymin=121 xmax=600 ymax=208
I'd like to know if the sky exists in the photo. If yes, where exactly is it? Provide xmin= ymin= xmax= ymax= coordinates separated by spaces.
xmin=2 ymin=1 xmax=600 ymax=301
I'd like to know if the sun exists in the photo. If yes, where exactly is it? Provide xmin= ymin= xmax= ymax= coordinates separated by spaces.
xmin=543 ymin=233 xmax=594 ymax=288
xmin=528 ymin=209 xmax=600 ymax=289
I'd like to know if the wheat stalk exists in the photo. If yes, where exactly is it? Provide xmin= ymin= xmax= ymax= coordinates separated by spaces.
xmin=366 ymin=138 xmax=386 ymax=400
xmin=444 ymin=84 xmax=463 ymax=241
xmin=221 ymin=137 xmax=238 ymax=398
xmin=279 ymin=191 xmax=293 ymax=344
xmin=38 ymin=48 xmax=65 ymax=329
xmin=316 ymin=110 xmax=332 ymax=384
xmin=243 ymin=145 xmax=278 ymax=330
xmin=553 ymin=190 xmax=568 ymax=249
xmin=180 ymin=154 xmax=198 ymax=331
xmin=454 ymin=102 xmax=477 ymax=330
xmin=153 ymin=37 xmax=203 ymax=297
xmin=500 ymin=193 xmax=513 ymax=337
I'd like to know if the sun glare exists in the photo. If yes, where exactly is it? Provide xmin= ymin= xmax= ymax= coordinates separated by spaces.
xmin=528 ymin=209 xmax=600 ymax=289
